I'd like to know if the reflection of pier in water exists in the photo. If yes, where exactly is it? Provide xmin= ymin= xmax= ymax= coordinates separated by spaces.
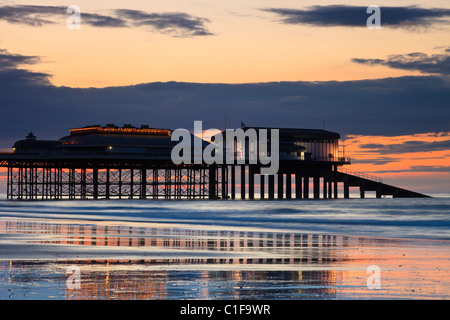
xmin=1 ymin=220 xmax=344 ymax=263
xmin=1 ymin=220 xmax=346 ymax=299
xmin=3 ymin=220 xmax=448 ymax=299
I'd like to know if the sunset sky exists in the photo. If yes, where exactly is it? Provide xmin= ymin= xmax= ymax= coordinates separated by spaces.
xmin=0 ymin=0 xmax=449 ymax=195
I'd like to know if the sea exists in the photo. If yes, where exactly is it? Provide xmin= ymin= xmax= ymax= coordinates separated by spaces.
xmin=0 ymin=196 xmax=449 ymax=301
xmin=0 ymin=196 xmax=448 ymax=240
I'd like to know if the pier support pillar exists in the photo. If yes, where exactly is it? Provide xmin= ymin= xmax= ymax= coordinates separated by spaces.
xmin=278 ymin=173 xmax=284 ymax=199
xmin=314 ymin=175 xmax=320 ymax=199
xmin=286 ymin=174 xmax=292 ymax=199
xmin=249 ymin=166 xmax=255 ymax=199
xmin=328 ymin=179 xmax=332 ymax=199
xmin=152 ymin=169 xmax=157 ymax=199
xmin=6 ymin=166 xmax=10 ymax=200
xmin=240 ymin=165 xmax=246 ymax=199
xmin=268 ymin=175 xmax=275 ymax=199
xmin=344 ymin=182 xmax=349 ymax=199
xmin=93 ymin=167 xmax=98 ymax=200
xmin=209 ymin=165 xmax=217 ymax=199
xmin=231 ymin=165 xmax=235 ymax=199
xmin=260 ymin=174 xmax=265 ymax=199
xmin=130 ymin=169 xmax=134 ymax=199
xmin=105 ymin=168 xmax=110 ymax=199
xmin=140 ymin=168 xmax=146 ymax=199
xmin=303 ymin=176 xmax=309 ymax=199
xmin=376 ymin=187 xmax=382 ymax=198
xmin=295 ymin=174 xmax=302 ymax=199
xmin=333 ymin=165 xmax=338 ymax=199
xmin=222 ymin=166 xmax=227 ymax=199
xmin=360 ymin=186 xmax=365 ymax=199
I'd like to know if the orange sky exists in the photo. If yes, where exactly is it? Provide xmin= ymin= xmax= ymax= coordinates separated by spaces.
xmin=342 ymin=133 xmax=450 ymax=194
xmin=0 ymin=1 xmax=448 ymax=87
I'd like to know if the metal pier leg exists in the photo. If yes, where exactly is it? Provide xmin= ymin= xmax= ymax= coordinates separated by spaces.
xmin=334 ymin=165 xmax=338 ymax=199
xmin=376 ymin=187 xmax=382 ymax=198
xmin=314 ymin=175 xmax=320 ymax=199
xmin=231 ymin=165 xmax=235 ymax=199
xmin=240 ymin=165 xmax=246 ymax=199
xmin=303 ymin=176 xmax=309 ymax=199
xmin=130 ymin=169 xmax=134 ymax=199
xmin=93 ymin=168 xmax=98 ymax=200
xmin=140 ymin=168 xmax=146 ymax=199
xmin=6 ymin=166 xmax=10 ymax=200
xmin=360 ymin=186 xmax=365 ymax=199
xmin=260 ymin=174 xmax=265 ymax=199
xmin=209 ymin=165 xmax=216 ymax=199
xmin=82 ymin=168 xmax=87 ymax=199
xmin=222 ymin=165 xmax=228 ymax=199
xmin=249 ymin=166 xmax=254 ymax=199
xmin=344 ymin=182 xmax=349 ymax=199
xmin=268 ymin=175 xmax=275 ymax=199
xmin=105 ymin=168 xmax=110 ymax=199
xmin=278 ymin=173 xmax=284 ymax=199
xmin=295 ymin=174 xmax=302 ymax=199
xmin=328 ymin=179 xmax=332 ymax=199
xmin=286 ymin=173 xmax=292 ymax=199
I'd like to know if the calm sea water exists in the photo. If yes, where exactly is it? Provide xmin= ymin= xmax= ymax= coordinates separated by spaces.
xmin=0 ymin=197 xmax=449 ymax=240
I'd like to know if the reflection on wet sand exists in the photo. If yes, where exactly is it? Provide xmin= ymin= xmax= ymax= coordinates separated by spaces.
xmin=1 ymin=220 xmax=449 ymax=299
xmin=1 ymin=220 xmax=344 ymax=262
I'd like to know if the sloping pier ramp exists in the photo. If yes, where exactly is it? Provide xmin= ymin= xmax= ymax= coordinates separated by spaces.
xmin=336 ymin=168 xmax=430 ymax=198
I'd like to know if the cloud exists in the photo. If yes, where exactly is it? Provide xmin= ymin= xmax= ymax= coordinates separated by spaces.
xmin=411 ymin=166 xmax=450 ymax=172
xmin=351 ymin=157 xmax=402 ymax=165
xmin=0 ymin=5 xmax=129 ymax=27
xmin=0 ymin=49 xmax=449 ymax=147
xmin=360 ymin=140 xmax=450 ymax=154
xmin=0 ymin=49 xmax=51 ymax=85
xmin=352 ymin=49 xmax=450 ymax=75
xmin=262 ymin=5 xmax=450 ymax=28
xmin=116 ymin=9 xmax=213 ymax=36
xmin=373 ymin=166 xmax=450 ymax=173
xmin=0 ymin=48 xmax=40 ymax=68
xmin=0 ymin=5 xmax=64 ymax=26
xmin=0 ymin=5 xmax=213 ymax=37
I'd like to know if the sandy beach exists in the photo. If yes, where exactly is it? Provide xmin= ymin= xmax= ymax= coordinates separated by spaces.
xmin=1 ymin=213 xmax=449 ymax=300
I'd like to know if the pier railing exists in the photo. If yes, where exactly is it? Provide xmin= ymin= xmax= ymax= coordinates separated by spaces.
xmin=338 ymin=168 xmax=383 ymax=183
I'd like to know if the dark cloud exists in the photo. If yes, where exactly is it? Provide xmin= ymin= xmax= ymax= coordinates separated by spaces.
xmin=0 ymin=5 xmax=125 ymax=27
xmin=0 ymin=5 xmax=213 ymax=37
xmin=0 ymin=5 xmax=64 ymax=26
xmin=360 ymin=140 xmax=450 ymax=154
xmin=262 ymin=5 xmax=450 ymax=28
xmin=81 ymin=12 xmax=127 ymax=28
xmin=0 ymin=48 xmax=449 ymax=148
xmin=352 ymin=49 xmax=450 ymax=75
xmin=0 ymin=49 xmax=51 ymax=85
xmin=115 ymin=9 xmax=213 ymax=36
xmin=351 ymin=157 xmax=402 ymax=165
xmin=0 ymin=48 xmax=40 ymax=68
xmin=411 ymin=166 xmax=450 ymax=172
xmin=373 ymin=166 xmax=450 ymax=173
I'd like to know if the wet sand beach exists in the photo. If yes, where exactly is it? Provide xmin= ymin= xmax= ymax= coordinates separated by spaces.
xmin=1 ymin=214 xmax=449 ymax=300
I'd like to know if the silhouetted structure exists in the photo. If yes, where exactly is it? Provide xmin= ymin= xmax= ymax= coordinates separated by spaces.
xmin=0 ymin=124 xmax=430 ymax=200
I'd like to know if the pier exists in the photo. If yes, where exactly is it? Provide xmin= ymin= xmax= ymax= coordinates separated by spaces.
xmin=0 ymin=124 xmax=430 ymax=200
